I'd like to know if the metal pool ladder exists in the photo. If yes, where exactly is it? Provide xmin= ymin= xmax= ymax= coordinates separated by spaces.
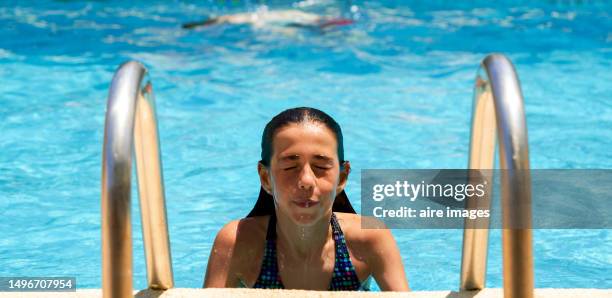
xmin=99 ymin=55 xmax=533 ymax=297
xmin=101 ymin=61 xmax=174 ymax=298
xmin=460 ymin=54 xmax=534 ymax=298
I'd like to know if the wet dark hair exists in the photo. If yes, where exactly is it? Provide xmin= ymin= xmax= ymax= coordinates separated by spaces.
xmin=247 ymin=107 xmax=356 ymax=217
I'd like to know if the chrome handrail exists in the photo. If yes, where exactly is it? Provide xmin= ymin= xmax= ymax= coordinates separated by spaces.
xmin=459 ymin=54 xmax=534 ymax=298
xmin=101 ymin=61 xmax=174 ymax=298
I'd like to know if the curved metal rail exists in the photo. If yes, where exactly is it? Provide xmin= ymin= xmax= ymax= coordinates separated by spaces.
xmin=101 ymin=61 xmax=174 ymax=298
xmin=460 ymin=54 xmax=534 ymax=298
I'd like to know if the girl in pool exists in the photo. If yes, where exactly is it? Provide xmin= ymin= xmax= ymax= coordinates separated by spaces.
xmin=204 ymin=107 xmax=409 ymax=291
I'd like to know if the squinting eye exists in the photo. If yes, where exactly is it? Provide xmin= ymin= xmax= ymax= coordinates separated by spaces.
xmin=314 ymin=166 xmax=331 ymax=170
xmin=283 ymin=166 xmax=297 ymax=171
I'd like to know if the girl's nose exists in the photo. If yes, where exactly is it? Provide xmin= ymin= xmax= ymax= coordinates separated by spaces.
xmin=297 ymin=165 xmax=315 ymax=190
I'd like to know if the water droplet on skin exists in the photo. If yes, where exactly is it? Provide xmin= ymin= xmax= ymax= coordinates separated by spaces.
xmin=278 ymin=252 xmax=285 ymax=271
xmin=326 ymin=251 xmax=333 ymax=262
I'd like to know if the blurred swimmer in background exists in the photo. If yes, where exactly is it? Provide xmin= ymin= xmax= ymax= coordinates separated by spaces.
xmin=182 ymin=1 xmax=358 ymax=31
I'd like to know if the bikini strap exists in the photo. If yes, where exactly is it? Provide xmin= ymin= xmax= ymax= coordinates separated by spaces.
xmin=329 ymin=212 xmax=362 ymax=290
xmin=253 ymin=212 xmax=283 ymax=289
xmin=330 ymin=213 xmax=342 ymax=236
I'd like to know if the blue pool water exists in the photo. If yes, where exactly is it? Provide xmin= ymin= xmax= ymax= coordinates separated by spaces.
xmin=1 ymin=0 xmax=611 ymax=291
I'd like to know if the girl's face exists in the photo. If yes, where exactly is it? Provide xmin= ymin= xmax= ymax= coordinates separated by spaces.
xmin=259 ymin=122 xmax=349 ymax=226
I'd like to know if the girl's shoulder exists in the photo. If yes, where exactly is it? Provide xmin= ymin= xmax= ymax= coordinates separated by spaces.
xmin=334 ymin=212 xmax=393 ymax=249
xmin=215 ymin=215 xmax=270 ymax=248
xmin=210 ymin=216 xmax=270 ymax=284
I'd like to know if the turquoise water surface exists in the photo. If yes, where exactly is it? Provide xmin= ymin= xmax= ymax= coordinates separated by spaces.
xmin=0 ymin=0 xmax=611 ymax=291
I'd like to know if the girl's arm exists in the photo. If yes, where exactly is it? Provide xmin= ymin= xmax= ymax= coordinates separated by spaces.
xmin=366 ymin=228 xmax=410 ymax=291
xmin=203 ymin=221 xmax=240 ymax=288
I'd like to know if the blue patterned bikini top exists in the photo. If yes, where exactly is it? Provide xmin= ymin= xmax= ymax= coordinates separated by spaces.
xmin=252 ymin=212 xmax=371 ymax=291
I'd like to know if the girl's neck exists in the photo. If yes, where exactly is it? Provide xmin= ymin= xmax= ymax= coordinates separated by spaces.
xmin=275 ymin=210 xmax=333 ymax=260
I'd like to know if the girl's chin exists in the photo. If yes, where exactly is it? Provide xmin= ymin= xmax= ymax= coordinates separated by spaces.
xmin=277 ymin=202 xmax=332 ymax=226
xmin=291 ymin=213 xmax=318 ymax=226
xmin=288 ymin=208 xmax=334 ymax=227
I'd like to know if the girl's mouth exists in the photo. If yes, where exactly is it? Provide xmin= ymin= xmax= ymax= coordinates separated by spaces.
xmin=292 ymin=200 xmax=319 ymax=208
